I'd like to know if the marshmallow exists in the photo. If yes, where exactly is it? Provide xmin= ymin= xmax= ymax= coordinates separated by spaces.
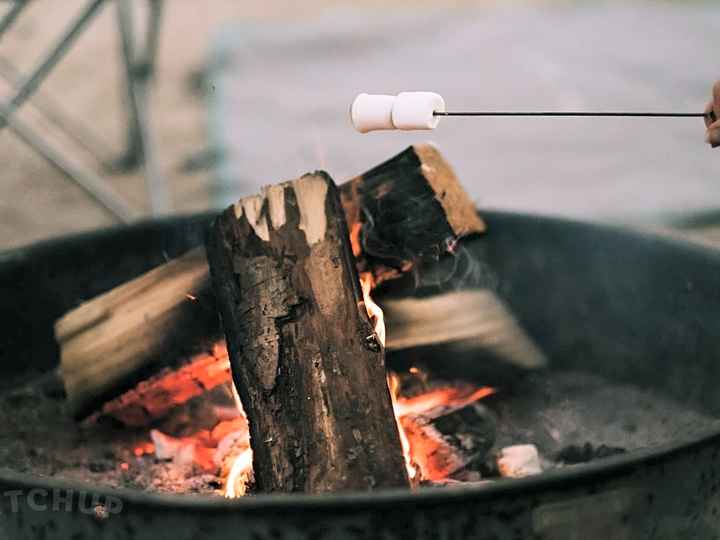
xmin=497 ymin=444 xmax=543 ymax=478
xmin=392 ymin=92 xmax=445 ymax=131
xmin=350 ymin=92 xmax=446 ymax=133
xmin=350 ymin=93 xmax=396 ymax=133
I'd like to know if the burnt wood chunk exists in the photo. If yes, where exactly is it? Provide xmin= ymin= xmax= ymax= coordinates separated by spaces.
xmin=206 ymin=172 xmax=409 ymax=494
xmin=340 ymin=144 xmax=485 ymax=284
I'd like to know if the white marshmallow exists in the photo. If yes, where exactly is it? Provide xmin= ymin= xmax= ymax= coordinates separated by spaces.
xmin=350 ymin=93 xmax=396 ymax=133
xmin=391 ymin=91 xmax=445 ymax=131
xmin=497 ymin=444 xmax=543 ymax=478
xmin=350 ymin=92 xmax=446 ymax=133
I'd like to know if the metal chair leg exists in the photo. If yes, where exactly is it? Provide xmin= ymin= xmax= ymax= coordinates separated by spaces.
xmin=3 ymin=108 xmax=135 ymax=223
xmin=0 ymin=0 xmax=29 ymax=41
xmin=116 ymin=0 xmax=168 ymax=215
xmin=0 ymin=55 xmax=114 ymax=165
xmin=0 ymin=0 xmax=107 ymax=130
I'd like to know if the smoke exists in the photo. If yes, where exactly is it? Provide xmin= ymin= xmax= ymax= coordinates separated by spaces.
xmin=359 ymin=204 xmax=415 ymax=266
xmin=412 ymin=237 xmax=499 ymax=293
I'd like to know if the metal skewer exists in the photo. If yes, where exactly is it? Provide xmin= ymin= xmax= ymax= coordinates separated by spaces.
xmin=435 ymin=111 xmax=715 ymax=120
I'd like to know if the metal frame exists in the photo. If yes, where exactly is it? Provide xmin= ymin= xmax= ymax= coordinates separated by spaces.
xmin=0 ymin=55 xmax=114 ymax=164
xmin=116 ymin=0 xmax=168 ymax=214
xmin=0 ymin=0 xmax=167 ymax=222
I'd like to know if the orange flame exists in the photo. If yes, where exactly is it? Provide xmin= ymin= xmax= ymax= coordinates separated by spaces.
xmin=388 ymin=372 xmax=495 ymax=482
xmin=388 ymin=373 xmax=418 ymax=479
xmin=359 ymin=272 xmax=385 ymax=346
xmin=393 ymin=385 xmax=495 ymax=418
xmin=223 ymin=384 xmax=253 ymax=497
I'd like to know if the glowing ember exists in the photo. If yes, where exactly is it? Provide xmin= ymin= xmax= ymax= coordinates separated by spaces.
xmin=388 ymin=372 xmax=495 ymax=482
xmin=133 ymin=442 xmax=155 ymax=457
xmin=99 ymin=342 xmax=232 ymax=427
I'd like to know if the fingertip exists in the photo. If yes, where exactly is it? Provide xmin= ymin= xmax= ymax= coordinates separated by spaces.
xmin=705 ymin=101 xmax=714 ymax=127
xmin=709 ymin=128 xmax=720 ymax=148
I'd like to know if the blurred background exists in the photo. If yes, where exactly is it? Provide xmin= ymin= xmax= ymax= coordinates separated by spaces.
xmin=0 ymin=0 xmax=717 ymax=250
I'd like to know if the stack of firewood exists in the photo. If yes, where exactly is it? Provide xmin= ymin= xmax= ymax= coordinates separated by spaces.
xmin=55 ymin=145 xmax=544 ymax=494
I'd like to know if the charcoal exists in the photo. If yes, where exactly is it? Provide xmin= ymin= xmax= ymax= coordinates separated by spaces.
xmin=556 ymin=442 xmax=626 ymax=465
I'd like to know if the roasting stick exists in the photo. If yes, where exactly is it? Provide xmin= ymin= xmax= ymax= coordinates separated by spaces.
xmin=350 ymin=92 xmax=714 ymax=133
xmin=436 ymin=111 xmax=710 ymax=118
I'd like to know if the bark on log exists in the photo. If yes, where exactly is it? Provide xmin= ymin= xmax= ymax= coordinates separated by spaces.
xmin=56 ymin=144 xmax=484 ymax=419
xmin=207 ymin=172 xmax=409 ymax=493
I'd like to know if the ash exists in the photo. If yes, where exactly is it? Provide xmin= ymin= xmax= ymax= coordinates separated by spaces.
xmin=488 ymin=370 xmax=720 ymax=467
xmin=0 ymin=376 xmax=231 ymax=496
xmin=0 ymin=368 xmax=717 ymax=494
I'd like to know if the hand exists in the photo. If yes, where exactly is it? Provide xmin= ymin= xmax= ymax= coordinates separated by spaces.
xmin=705 ymin=81 xmax=720 ymax=148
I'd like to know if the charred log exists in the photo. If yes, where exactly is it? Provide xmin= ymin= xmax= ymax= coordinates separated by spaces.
xmin=206 ymin=172 xmax=409 ymax=494
xmin=340 ymin=144 xmax=485 ymax=285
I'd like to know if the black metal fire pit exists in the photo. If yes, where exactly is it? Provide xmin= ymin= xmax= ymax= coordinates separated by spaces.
xmin=1 ymin=211 xmax=720 ymax=540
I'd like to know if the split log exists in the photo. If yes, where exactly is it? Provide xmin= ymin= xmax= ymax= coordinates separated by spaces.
xmin=206 ymin=172 xmax=409 ymax=493
xmin=382 ymin=290 xmax=546 ymax=370
xmin=56 ymin=247 xmax=221 ymax=418
xmin=55 ymin=144 xmax=485 ymax=418
xmin=341 ymin=144 xmax=485 ymax=285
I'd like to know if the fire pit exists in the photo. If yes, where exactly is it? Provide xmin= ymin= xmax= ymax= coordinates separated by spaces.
xmin=1 ymin=210 xmax=720 ymax=539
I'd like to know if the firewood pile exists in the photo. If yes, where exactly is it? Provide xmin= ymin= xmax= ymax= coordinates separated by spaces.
xmin=53 ymin=145 xmax=550 ymax=496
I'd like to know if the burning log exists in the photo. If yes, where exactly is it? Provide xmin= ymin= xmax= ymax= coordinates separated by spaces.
xmin=341 ymin=144 xmax=485 ymax=285
xmin=92 ymin=342 xmax=231 ymax=427
xmin=206 ymin=172 xmax=410 ymax=493
xmin=382 ymin=291 xmax=546 ymax=370
xmin=390 ymin=374 xmax=497 ymax=482
xmin=55 ymin=144 xmax=485 ymax=419
xmin=399 ymin=404 xmax=495 ymax=483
